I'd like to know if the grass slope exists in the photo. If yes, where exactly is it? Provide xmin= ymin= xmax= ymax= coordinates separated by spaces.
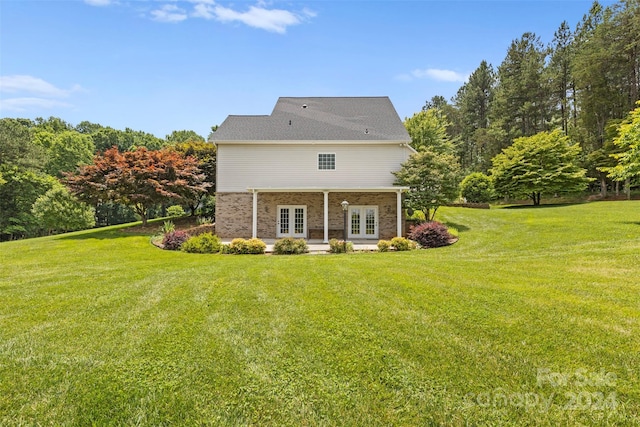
xmin=0 ymin=202 xmax=638 ymax=426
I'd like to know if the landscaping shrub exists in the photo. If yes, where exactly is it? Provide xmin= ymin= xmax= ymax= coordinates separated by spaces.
xmin=162 ymin=230 xmax=189 ymax=250
xmin=377 ymin=240 xmax=392 ymax=252
xmin=273 ymin=237 xmax=308 ymax=255
xmin=228 ymin=238 xmax=266 ymax=255
xmin=181 ymin=233 xmax=221 ymax=254
xmin=167 ymin=205 xmax=185 ymax=217
xmin=197 ymin=216 xmax=214 ymax=225
xmin=409 ymin=221 xmax=453 ymax=248
xmin=161 ymin=220 xmax=175 ymax=234
xmin=459 ymin=172 xmax=495 ymax=203
xmin=329 ymin=238 xmax=353 ymax=253
xmin=390 ymin=237 xmax=417 ymax=251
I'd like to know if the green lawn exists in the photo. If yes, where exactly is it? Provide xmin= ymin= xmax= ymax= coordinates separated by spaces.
xmin=1 ymin=201 xmax=638 ymax=426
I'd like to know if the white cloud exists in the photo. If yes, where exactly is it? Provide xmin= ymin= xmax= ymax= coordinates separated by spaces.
xmin=0 ymin=97 xmax=72 ymax=113
xmin=192 ymin=2 xmax=215 ymax=19
xmin=207 ymin=4 xmax=313 ymax=33
xmin=408 ymin=68 xmax=469 ymax=83
xmin=0 ymin=75 xmax=81 ymax=113
xmin=84 ymin=0 xmax=113 ymax=6
xmin=0 ymin=75 xmax=80 ymax=98
xmin=151 ymin=4 xmax=188 ymax=23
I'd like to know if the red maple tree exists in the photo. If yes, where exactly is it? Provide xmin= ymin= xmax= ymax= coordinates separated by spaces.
xmin=65 ymin=147 xmax=209 ymax=225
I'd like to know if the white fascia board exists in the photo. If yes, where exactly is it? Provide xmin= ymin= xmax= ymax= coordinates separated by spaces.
xmin=215 ymin=140 xmax=412 ymax=146
xmin=247 ymin=187 xmax=409 ymax=193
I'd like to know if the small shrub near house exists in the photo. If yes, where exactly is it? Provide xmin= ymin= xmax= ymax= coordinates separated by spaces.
xmin=377 ymin=240 xmax=392 ymax=252
xmin=409 ymin=221 xmax=454 ymax=248
xmin=227 ymin=238 xmax=266 ymax=255
xmin=162 ymin=230 xmax=189 ymax=251
xmin=181 ymin=233 xmax=222 ymax=254
xmin=329 ymin=238 xmax=353 ymax=253
xmin=273 ymin=237 xmax=308 ymax=255
xmin=390 ymin=237 xmax=417 ymax=251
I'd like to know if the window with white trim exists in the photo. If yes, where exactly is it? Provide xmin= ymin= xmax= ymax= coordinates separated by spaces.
xmin=318 ymin=153 xmax=336 ymax=170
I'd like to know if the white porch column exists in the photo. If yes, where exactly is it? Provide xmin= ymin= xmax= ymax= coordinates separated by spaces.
xmin=323 ymin=191 xmax=329 ymax=243
xmin=252 ymin=190 xmax=258 ymax=238
xmin=396 ymin=190 xmax=402 ymax=237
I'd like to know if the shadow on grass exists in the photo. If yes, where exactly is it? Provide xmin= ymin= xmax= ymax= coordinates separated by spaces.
xmin=443 ymin=222 xmax=470 ymax=233
xmin=501 ymin=202 xmax=586 ymax=210
xmin=621 ymin=221 xmax=640 ymax=226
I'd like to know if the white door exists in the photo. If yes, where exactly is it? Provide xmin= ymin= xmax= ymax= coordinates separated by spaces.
xmin=277 ymin=205 xmax=307 ymax=238
xmin=348 ymin=206 xmax=378 ymax=239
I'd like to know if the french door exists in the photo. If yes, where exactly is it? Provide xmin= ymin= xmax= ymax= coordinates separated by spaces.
xmin=277 ymin=205 xmax=307 ymax=238
xmin=348 ymin=206 xmax=378 ymax=239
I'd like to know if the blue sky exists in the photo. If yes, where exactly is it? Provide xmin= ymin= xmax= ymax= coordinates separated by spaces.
xmin=0 ymin=0 xmax=611 ymax=139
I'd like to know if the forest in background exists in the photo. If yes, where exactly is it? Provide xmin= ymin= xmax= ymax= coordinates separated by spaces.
xmin=427 ymin=0 xmax=639 ymax=192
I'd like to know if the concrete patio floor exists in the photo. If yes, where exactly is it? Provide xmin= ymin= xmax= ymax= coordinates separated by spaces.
xmin=222 ymin=239 xmax=380 ymax=253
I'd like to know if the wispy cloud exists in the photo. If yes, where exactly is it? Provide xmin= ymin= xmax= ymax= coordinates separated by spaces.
xmin=86 ymin=0 xmax=314 ymax=33
xmin=397 ymin=68 xmax=469 ymax=83
xmin=0 ymin=75 xmax=81 ymax=113
xmin=210 ymin=4 xmax=313 ymax=34
xmin=0 ymin=75 xmax=81 ymax=98
xmin=151 ymin=4 xmax=188 ymax=23
xmin=0 ymin=97 xmax=72 ymax=113
xmin=84 ymin=0 xmax=113 ymax=6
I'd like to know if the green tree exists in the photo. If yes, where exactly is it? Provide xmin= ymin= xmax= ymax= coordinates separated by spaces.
xmin=603 ymin=103 xmax=640 ymax=181
xmin=393 ymin=150 xmax=460 ymax=221
xmin=0 ymin=170 xmax=58 ymax=240
xmin=32 ymin=184 xmax=95 ymax=234
xmin=490 ymin=129 xmax=591 ymax=205
xmin=454 ymin=60 xmax=496 ymax=170
xmin=33 ymin=130 xmax=95 ymax=176
xmin=491 ymin=33 xmax=551 ymax=145
xmin=404 ymin=109 xmax=454 ymax=154
xmin=166 ymin=130 xmax=205 ymax=143
xmin=548 ymin=21 xmax=575 ymax=135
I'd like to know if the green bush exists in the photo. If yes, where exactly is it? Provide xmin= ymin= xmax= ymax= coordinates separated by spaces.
xmin=228 ymin=238 xmax=266 ymax=255
xmin=329 ymin=238 xmax=354 ymax=253
xmin=459 ymin=172 xmax=495 ymax=203
xmin=181 ymin=233 xmax=221 ymax=254
xmin=377 ymin=240 xmax=392 ymax=252
xmin=390 ymin=237 xmax=417 ymax=251
xmin=273 ymin=238 xmax=308 ymax=255
xmin=167 ymin=205 xmax=186 ymax=217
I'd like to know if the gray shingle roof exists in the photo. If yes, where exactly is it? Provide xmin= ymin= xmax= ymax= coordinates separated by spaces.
xmin=212 ymin=97 xmax=410 ymax=142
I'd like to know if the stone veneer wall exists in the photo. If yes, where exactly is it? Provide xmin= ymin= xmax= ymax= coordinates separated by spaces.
xmin=216 ymin=191 xmax=404 ymax=240
xmin=215 ymin=192 xmax=253 ymax=238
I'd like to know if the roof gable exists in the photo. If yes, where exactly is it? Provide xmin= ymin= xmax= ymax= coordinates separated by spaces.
xmin=212 ymin=97 xmax=411 ymax=142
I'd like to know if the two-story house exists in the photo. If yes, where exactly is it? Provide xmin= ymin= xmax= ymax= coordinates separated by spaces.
xmin=211 ymin=96 xmax=414 ymax=242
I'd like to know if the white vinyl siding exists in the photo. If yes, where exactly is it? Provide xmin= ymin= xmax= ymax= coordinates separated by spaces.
xmin=217 ymin=143 xmax=413 ymax=192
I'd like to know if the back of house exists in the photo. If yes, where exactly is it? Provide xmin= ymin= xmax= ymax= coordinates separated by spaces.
xmin=211 ymin=96 xmax=413 ymax=242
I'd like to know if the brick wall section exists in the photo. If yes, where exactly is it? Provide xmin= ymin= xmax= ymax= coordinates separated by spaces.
xmin=216 ymin=191 xmax=404 ymax=240
xmin=215 ymin=192 xmax=253 ymax=238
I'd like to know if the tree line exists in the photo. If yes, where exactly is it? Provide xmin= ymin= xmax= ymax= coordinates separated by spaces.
xmin=428 ymin=0 xmax=639 ymax=194
xmin=0 ymin=117 xmax=215 ymax=241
